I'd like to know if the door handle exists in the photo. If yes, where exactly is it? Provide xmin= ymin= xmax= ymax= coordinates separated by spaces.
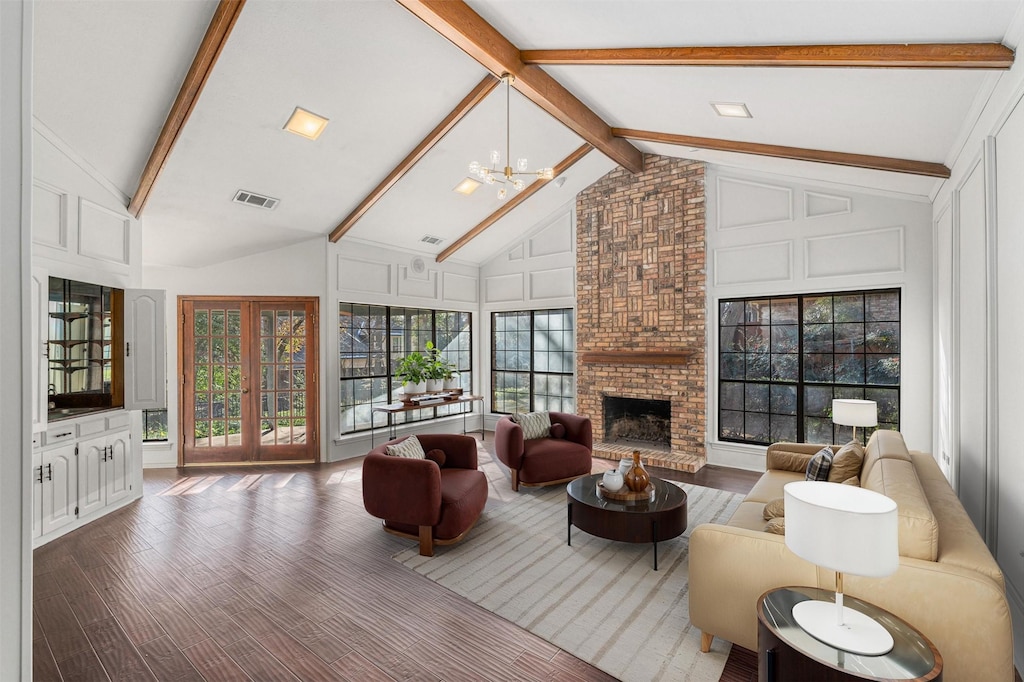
xmin=36 ymin=465 xmax=43 ymax=484
xmin=102 ymin=446 xmax=108 ymax=462
xmin=242 ymin=388 xmax=250 ymax=394
xmin=46 ymin=463 xmax=53 ymax=481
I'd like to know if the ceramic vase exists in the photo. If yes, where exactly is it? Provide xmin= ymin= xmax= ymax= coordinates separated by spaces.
xmin=443 ymin=376 xmax=461 ymax=391
xmin=624 ymin=450 xmax=650 ymax=492
xmin=425 ymin=378 xmax=443 ymax=392
xmin=618 ymin=458 xmax=633 ymax=476
xmin=402 ymin=380 xmax=426 ymax=394
xmin=602 ymin=469 xmax=624 ymax=492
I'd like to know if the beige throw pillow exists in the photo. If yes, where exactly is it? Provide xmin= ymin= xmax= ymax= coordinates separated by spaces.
xmin=385 ymin=436 xmax=425 ymax=459
xmin=842 ymin=476 xmax=860 ymax=486
xmin=828 ymin=440 xmax=865 ymax=483
xmin=763 ymin=497 xmax=785 ymax=520
xmin=512 ymin=411 xmax=552 ymax=440
xmin=764 ymin=517 xmax=786 ymax=535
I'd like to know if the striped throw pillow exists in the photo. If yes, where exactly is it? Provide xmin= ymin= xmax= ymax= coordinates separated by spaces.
xmin=805 ymin=446 xmax=834 ymax=481
xmin=385 ymin=436 xmax=425 ymax=459
xmin=512 ymin=411 xmax=552 ymax=440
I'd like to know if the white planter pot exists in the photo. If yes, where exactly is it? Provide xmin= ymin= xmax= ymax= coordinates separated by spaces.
xmin=402 ymin=381 xmax=426 ymax=394
xmin=443 ymin=377 xmax=461 ymax=390
xmin=425 ymin=379 xmax=443 ymax=392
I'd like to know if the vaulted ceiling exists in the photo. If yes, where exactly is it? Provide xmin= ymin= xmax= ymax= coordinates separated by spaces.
xmin=33 ymin=0 xmax=1022 ymax=269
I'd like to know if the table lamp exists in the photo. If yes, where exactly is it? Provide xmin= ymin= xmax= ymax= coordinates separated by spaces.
xmin=832 ymin=399 xmax=877 ymax=443
xmin=784 ymin=481 xmax=899 ymax=655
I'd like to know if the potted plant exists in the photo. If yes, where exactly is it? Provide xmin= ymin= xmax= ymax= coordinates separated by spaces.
xmin=424 ymin=341 xmax=445 ymax=392
xmin=396 ymin=351 xmax=428 ymax=394
xmin=442 ymin=360 xmax=461 ymax=391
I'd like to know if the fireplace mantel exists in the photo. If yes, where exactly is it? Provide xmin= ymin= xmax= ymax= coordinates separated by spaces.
xmin=580 ymin=350 xmax=693 ymax=366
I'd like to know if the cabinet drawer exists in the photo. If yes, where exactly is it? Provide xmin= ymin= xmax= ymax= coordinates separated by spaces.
xmin=43 ymin=425 xmax=76 ymax=446
xmin=77 ymin=417 xmax=108 ymax=437
xmin=105 ymin=412 xmax=130 ymax=431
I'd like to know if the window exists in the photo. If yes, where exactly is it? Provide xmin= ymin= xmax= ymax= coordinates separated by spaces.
xmin=719 ymin=289 xmax=900 ymax=445
xmin=492 ymin=308 xmax=575 ymax=414
xmin=338 ymin=304 xmax=472 ymax=434
xmin=142 ymin=409 xmax=168 ymax=442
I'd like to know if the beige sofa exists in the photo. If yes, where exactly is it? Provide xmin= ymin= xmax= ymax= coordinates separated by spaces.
xmin=689 ymin=430 xmax=1014 ymax=682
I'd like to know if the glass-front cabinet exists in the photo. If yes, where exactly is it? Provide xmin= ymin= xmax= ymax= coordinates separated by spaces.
xmin=47 ymin=277 xmax=123 ymax=417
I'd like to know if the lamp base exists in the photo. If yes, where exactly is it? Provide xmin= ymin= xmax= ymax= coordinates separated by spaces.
xmin=792 ymin=599 xmax=894 ymax=655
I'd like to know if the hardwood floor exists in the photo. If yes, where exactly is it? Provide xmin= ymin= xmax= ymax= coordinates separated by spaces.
xmin=32 ymin=438 xmax=760 ymax=681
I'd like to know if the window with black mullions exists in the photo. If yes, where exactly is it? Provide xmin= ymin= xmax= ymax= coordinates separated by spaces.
xmin=492 ymin=308 xmax=575 ymax=414
xmin=719 ymin=289 xmax=900 ymax=445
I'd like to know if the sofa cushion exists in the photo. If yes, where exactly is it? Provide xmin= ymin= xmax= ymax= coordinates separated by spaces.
xmin=860 ymin=429 xmax=911 ymax=481
xmin=549 ymin=423 xmax=566 ymax=439
xmin=863 ymin=457 xmax=939 ymax=561
xmin=728 ymin=500 xmax=777 ymax=532
xmin=767 ymin=449 xmax=816 ymax=473
xmin=513 ymin=411 xmax=552 ymax=440
xmin=519 ymin=437 xmax=591 ymax=484
xmin=805 ymin=446 xmax=833 ymax=481
xmin=842 ymin=476 xmax=860 ymax=486
xmin=386 ymin=436 xmax=425 ymax=459
xmin=828 ymin=441 xmax=864 ymax=483
xmin=745 ymin=469 xmax=805 ymax=504
xmin=425 ymin=448 xmax=446 ymax=467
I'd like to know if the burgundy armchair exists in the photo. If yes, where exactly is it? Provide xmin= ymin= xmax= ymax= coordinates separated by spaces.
xmin=494 ymin=411 xmax=593 ymax=491
xmin=362 ymin=434 xmax=487 ymax=557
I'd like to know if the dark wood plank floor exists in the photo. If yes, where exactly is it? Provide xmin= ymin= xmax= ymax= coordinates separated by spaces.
xmin=33 ymin=437 xmax=761 ymax=681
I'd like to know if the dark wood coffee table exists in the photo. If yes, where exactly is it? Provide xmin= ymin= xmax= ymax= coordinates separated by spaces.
xmin=566 ymin=473 xmax=687 ymax=570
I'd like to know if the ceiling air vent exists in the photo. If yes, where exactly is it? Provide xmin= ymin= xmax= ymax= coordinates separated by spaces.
xmin=420 ymin=234 xmax=444 ymax=245
xmin=233 ymin=190 xmax=279 ymax=210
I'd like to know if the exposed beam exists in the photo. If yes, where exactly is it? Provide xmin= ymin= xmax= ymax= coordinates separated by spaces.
xmin=329 ymin=75 xmax=499 ymax=242
xmin=436 ymin=144 xmax=593 ymax=263
xmin=127 ymin=0 xmax=245 ymax=218
xmin=521 ymin=43 xmax=1014 ymax=69
xmin=613 ymin=128 xmax=950 ymax=178
xmin=394 ymin=0 xmax=643 ymax=174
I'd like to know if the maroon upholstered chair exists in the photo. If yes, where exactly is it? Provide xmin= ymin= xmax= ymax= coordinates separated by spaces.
xmin=494 ymin=412 xmax=593 ymax=492
xmin=362 ymin=433 xmax=487 ymax=557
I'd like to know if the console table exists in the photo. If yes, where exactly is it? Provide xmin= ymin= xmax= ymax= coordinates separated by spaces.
xmin=370 ymin=395 xmax=484 ymax=447
xmin=757 ymin=586 xmax=942 ymax=681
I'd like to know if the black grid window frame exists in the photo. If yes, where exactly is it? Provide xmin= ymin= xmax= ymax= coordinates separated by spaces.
xmin=142 ymin=409 xmax=168 ymax=442
xmin=718 ymin=289 xmax=901 ymax=446
xmin=491 ymin=308 xmax=576 ymax=415
xmin=338 ymin=304 xmax=472 ymax=435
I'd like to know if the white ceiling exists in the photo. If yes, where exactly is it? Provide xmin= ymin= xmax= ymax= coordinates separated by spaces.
xmin=32 ymin=0 xmax=1024 ymax=268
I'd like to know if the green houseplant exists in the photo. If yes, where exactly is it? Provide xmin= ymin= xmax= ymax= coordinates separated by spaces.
xmin=424 ymin=341 xmax=446 ymax=392
xmin=396 ymin=351 xmax=429 ymax=394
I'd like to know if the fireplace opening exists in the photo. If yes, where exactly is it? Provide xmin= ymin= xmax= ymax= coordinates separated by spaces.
xmin=603 ymin=396 xmax=671 ymax=449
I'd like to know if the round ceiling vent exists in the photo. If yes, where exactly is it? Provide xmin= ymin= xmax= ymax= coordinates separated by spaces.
xmin=411 ymin=257 xmax=426 ymax=274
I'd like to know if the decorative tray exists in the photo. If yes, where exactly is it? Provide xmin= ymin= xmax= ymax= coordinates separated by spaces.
xmin=597 ymin=481 xmax=655 ymax=502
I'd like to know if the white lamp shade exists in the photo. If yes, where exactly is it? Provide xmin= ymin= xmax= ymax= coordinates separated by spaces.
xmin=832 ymin=399 xmax=878 ymax=428
xmin=784 ymin=481 xmax=899 ymax=578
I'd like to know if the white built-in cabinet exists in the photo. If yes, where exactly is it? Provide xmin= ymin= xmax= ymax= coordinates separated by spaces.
xmin=31 ymin=411 xmax=135 ymax=547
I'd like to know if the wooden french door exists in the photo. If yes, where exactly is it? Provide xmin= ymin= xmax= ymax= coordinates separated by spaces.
xmin=180 ymin=297 xmax=319 ymax=465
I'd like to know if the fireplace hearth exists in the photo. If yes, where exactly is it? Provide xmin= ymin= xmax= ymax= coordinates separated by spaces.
xmin=603 ymin=396 xmax=671 ymax=449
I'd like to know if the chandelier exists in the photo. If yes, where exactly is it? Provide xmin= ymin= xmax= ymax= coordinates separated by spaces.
xmin=469 ymin=74 xmax=554 ymax=200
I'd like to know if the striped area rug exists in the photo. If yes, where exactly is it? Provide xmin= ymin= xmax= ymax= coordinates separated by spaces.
xmin=395 ymin=482 xmax=744 ymax=682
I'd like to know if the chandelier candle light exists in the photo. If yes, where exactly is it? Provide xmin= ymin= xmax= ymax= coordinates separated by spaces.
xmin=469 ymin=74 xmax=553 ymax=200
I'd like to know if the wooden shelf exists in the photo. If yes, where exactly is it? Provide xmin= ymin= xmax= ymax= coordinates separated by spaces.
xmin=580 ymin=351 xmax=693 ymax=366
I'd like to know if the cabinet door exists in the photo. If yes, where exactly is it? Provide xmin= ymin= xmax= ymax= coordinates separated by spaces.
xmin=41 ymin=443 xmax=77 ymax=535
xmin=124 ymin=289 xmax=166 ymax=410
xmin=104 ymin=430 xmax=131 ymax=505
xmin=31 ymin=266 xmax=48 ymax=432
xmin=31 ymin=448 xmax=42 ymax=540
xmin=77 ymin=435 xmax=106 ymax=518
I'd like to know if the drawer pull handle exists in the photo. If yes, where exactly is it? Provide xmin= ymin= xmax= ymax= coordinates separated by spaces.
xmin=36 ymin=466 xmax=43 ymax=484
xmin=54 ymin=431 xmax=72 ymax=438
xmin=46 ymin=463 xmax=53 ymax=481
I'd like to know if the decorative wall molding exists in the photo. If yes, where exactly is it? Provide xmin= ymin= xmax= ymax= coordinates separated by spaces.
xmin=713 ymin=241 xmax=793 ymax=286
xmin=507 ymin=243 xmax=524 ymax=261
xmin=77 ymin=198 xmax=130 ymax=265
xmin=529 ymin=266 xmax=575 ymax=300
xmin=442 ymin=272 xmax=478 ymax=304
xmin=716 ymin=176 xmax=793 ymax=230
xmin=484 ymin=272 xmax=524 ymax=303
xmin=397 ymin=268 xmax=439 ymax=298
xmin=337 ymin=256 xmax=392 ymax=295
xmin=32 ymin=180 xmax=68 ymax=250
xmin=529 ymin=213 xmax=574 ymax=258
xmin=804 ymin=226 xmax=905 ymax=278
xmin=804 ymin=190 xmax=852 ymax=218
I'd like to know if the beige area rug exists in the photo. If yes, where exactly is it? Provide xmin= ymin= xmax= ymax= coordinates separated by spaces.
xmin=395 ymin=482 xmax=743 ymax=682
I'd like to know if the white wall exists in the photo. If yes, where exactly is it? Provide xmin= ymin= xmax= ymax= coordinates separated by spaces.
xmin=931 ymin=10 xmax=1024 ymax=665
xmin=326 ymin=238 xmax=482 ymax=460
xmin=0 ymin=1 xmax=32 ymax=676
xmin=478 ymin=202 xmax=577 ymax=430
xmin=705 ymin=166 xmax=933 ymax=471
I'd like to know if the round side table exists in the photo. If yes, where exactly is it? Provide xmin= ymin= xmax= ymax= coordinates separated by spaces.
xmin=757 ymin=586 xmax=942 ymax=681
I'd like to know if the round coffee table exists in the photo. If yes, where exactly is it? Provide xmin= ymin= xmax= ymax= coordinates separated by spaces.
xmin=566 ymin=473 xmax=687 ymax=570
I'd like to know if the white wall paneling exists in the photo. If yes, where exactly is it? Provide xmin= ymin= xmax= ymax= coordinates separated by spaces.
xmin=713 ymin=241 xmax=793 ymax=286
xmin=442 ymin=272 xmax=478 ymax=304
xmin=933 ymin=202 xmax=954 ymax=482
xmin=804 ymin=226 xmax=905 ymax=278
xmin=31 ymin=180 xmax=66 ymax=249
xmin=397 ymin=267 xmax=439 ymax=299
xmin=804 ymin=191 xmax=852 ymax=219
xmin=337 ymin=256 xmax=391 ymax=296
xmin=528 ymin=211 xmax=574 ymax=258
xmin=716 ymin=176 xmax=793 ymax=230
xmin=485 ymin=273 xmax=525 ymax=303
xmin=529 ymin=266 xmax=575 ymax=300
xmin=77 ymin=197 xmax=130 ymax=265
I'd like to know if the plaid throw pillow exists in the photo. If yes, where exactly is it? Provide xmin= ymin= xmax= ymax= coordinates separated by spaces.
xmin=512 ymin=411 xmax=552 ymax=440
xmin=385 ymin=436 xmax=425 ymax=459
xmin=805 ymin=446 xmax=834 ymax=481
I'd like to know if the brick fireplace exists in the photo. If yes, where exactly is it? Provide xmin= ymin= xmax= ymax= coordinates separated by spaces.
xmin=575 ymin=154 xmax=706 ymax=472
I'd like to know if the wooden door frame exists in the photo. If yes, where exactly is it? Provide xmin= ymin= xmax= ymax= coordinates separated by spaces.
xmin=177 ymin=295 xmax=320 ymax=466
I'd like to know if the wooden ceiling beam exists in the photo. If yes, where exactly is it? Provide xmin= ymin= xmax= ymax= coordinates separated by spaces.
xmin=521 ymin=43 xmax=1014 ymax=69
xmin=394 ymin=0 xmax=643 ymax=174
xmin=613 ymin=128 xmax=950 ymax=178
xmin=127 ymin=0 xmax=245 ymax=218
xmin=329 ymin=75 xmax=499 ymax=242
xmin=436 ymin=143 xmax=593 ymax=263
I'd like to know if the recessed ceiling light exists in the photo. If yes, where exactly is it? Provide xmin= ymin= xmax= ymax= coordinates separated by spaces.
xmin=711 ymin=102 xmax=752 ymax=118
xmin=283 ymin=106 xmax=329 ymax=140
xmin=453 ymin=177 xmax=481 ymax=196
